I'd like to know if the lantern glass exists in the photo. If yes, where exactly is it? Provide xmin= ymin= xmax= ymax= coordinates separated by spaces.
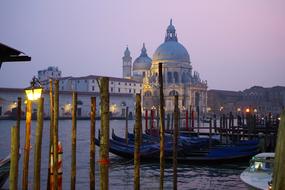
xmin=25 ymin=88 xmax=43 ymax=101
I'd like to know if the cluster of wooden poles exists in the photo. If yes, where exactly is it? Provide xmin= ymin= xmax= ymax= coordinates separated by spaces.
xmin=7 ymin=63 xmax=178 ymax=190
xmin=7 ymin=62 xmax=285 ymax=190
xmin=144 ymin=105 xmax=196 ymax=131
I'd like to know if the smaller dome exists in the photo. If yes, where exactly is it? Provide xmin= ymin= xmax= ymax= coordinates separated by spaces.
xmin=133 ymin=43 xmax=152 ymax=70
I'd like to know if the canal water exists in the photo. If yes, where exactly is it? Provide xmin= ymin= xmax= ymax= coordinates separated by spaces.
xmin=0 ymin=120 xmax=249 ymax=189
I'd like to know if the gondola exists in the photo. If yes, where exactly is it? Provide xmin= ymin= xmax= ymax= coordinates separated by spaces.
xmin=97 ymin=130 xmax=260 ymax=162
xmin=95 ymin=132 xmax=161 ymax=160
xmin=0 ymin=155 xmax=11 ymax=188
xmin=111 ymin=129 xmax=156 ymax=145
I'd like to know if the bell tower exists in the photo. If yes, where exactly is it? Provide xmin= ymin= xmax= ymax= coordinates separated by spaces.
xmin=122 ymin=46 xmax=132 ymax=78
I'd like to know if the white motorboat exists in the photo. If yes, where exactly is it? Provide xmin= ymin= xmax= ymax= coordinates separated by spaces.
xmin=240 ymin=152 xmax=274 ymax=190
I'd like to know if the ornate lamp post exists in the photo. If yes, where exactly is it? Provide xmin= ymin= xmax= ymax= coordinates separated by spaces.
xmin=25 ymin=76 xmax=43 ymax=101
xmin=22 ymin=76 xmax=43 ymax=190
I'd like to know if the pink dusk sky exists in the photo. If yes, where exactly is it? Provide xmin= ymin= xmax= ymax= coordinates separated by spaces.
xmin=0 ymin=0 xmax=284 ymax=91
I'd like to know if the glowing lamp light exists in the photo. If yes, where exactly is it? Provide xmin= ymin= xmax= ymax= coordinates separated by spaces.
xmin=110 ymin=104 xmax=117 ymax=113
xmin=25 ymin=77 xmax=43 ymax=101
xmin=237 ymin=108 xmax=241 ymax=112
xmin=25 ymin=88 xmax=42 ymax=101
xmin=246 ymin=108 xmax=250 ymax=113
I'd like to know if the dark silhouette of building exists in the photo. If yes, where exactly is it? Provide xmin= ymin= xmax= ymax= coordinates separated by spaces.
xmin=208 ymin=86 xmax=285 ymax=115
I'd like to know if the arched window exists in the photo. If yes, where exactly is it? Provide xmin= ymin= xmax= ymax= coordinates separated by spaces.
xmin=145 ymin=91 xmax=152 ymax=97
xmin=167 ymin=72 xmax=173 ymax=83
xmin=174 ymin=72 xmax=179 ymax=83
xmin=182 ymin=72 xmax=188 ymax=83
xmin=195 ymin=92 xmax=200 ymax=107
xmin=169 ymin=90 xmax=179 ymax=96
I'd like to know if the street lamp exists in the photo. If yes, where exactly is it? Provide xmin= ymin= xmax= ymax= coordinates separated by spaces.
xmin=22 ymin=76 xmax=43 ymax=189
xmin=25 ymin=76 xmax=43 ymax=101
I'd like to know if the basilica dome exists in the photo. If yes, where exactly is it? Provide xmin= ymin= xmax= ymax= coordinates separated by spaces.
xmin=133 ymin=43 xmax=152 ymax=70
xmin=153 ymin=41 xmax=190 ymax=63
xmin=152 ymin=20 xmax=190 ymax=63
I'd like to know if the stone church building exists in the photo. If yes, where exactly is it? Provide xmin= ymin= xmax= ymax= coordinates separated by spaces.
xmin=122 ymin=20 xmax=208 ymax=113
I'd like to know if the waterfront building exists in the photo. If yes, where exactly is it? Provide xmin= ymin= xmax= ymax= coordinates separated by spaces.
xmin=207 ymin=86 xmax=285 ymax=115
xmin=38 ymin=73 xmax=142 ymax=117
xmin=0 ymin=87 xmax=135 ymax=118
xmin=38 ymin=66 xmax=62 ymax=82
xmin=40 ymin=74 xmax=142 ymax=95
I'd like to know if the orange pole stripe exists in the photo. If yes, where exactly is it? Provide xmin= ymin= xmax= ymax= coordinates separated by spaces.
xmin=97 ymin=159 xmax=110 ymax=165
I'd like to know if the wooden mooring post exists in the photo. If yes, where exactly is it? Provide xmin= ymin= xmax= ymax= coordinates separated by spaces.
xmin=10 ymin=97 xmax=21 ymax=190
xmin=47 ymin=79 xmax=54 ymax=190
xmin=213 ymin=114 xmax=217 ymax=134
xmin=99 ymin=77 xmax=110 ymax=190
xmin=197 ymin=107 xmax=200 ymax=135
xmin=90 ymin=97 xmax=96 ymax=190
xmin=151 ymin=109 xmax=154 ymax=129
xmin=134 ymin=94 xmax=142 ymax=190
xmin=33 ymin=97 xmax=44 ymax=190
xmin=71 ymin=92 xmax=77 ymax=190
xmin=171 ymin=113 xmax=174 ymax=130
xmin=157 ymin=109 xmax=160 ymax=129
xmin=158 ymin=62 xmax=165 ymax=190
xmin=53 ymin=80 xmax=59 ymax=190
xmin=191 ymin=110 xmax=195 ymax=131
xmin=125 ymin=106 xmax=129 ymax=144
xmin=219 ymin=115 xmax=223 ymax=142
xmin=9 ymin=125 xmax=19 ymax=190
xmin=22 ymin=99 xmax=32 ymax=190
xmin=272 ymin=110 xmax=285 ymax=189
xmin=185 ymin=109 xmax=189 ymax=131
xmin=16 ymin=97 xmax=21 ymax=150
xmin=166 ymin=114 xmax=170 ymax=131
xmin=145 ymin=110 xmax=148 ymax=131
xmin=173 ymin=95 xmax=179 ymax=190
xmin=209 ymin=118 xmax=212 ymax=149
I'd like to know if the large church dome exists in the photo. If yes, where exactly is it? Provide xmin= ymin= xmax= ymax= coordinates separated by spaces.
xmin=153 ymin=20 xmax=190 ymax=63
xmin=133 ymin=43 xmax=152 ymax=70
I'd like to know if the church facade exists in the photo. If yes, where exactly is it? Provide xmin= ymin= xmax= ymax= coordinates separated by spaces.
xmin=122 ymin=20 xmax=208 ymax=113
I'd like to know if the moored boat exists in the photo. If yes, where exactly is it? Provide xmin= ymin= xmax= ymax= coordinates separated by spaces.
xmin=240 ymin=152 xmax=274 ymax=190
xmin=101 ymin=130 xmax=260 ymax=162
xmin=0 ymin=155 xmax=11 ymax=188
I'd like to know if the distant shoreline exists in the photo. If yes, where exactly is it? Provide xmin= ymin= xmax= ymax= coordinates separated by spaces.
xmin=0 ymin=116 xmax=134 ymax=121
